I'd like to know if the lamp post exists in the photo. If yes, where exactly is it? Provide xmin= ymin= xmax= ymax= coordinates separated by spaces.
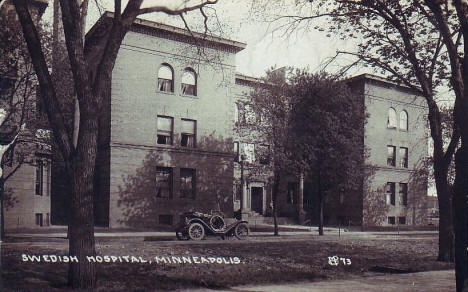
xmin=239 ymin=154 xmax=246 ymax=218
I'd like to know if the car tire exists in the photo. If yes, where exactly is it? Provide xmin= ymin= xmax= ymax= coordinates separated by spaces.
xmin=234 ymin=223 xmax=249 ymax=240
xmin=188 ymin=222 xmax=205 ymax=240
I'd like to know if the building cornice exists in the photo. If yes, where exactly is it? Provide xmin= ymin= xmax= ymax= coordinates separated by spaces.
xmin=87 ymin=11 xmax=246 ymax=54
xmin=345 ymin=73 xmax=423 ymax=97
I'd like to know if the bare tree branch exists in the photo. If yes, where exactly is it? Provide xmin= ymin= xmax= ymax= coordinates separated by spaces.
xmin=137 ymin=0 xmax=218 ymax=15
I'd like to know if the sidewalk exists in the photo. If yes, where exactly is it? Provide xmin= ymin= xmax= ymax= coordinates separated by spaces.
xmin=184 ymin=270 xmax=455 ymax=292
xmin=5 ymin=224 xmax=439 ymax=240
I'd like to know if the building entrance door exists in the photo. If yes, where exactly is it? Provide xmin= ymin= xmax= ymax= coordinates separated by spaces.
xmin=251 ymin=187 xmax=263 ymax=214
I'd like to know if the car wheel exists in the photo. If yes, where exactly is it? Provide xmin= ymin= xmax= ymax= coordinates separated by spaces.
xmin=234 ymin=223 xmax=249 ymax=240
xmin=210 ymin=215 xmax=225 ymax=231
xmin=188 ymin=223 xmax=205 ymax=240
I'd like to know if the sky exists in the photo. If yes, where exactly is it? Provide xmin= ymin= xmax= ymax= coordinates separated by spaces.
xmin=40 ymin=0 xmax=360 ymax=78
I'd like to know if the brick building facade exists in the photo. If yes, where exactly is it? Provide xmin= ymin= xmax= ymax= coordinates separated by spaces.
xmin=86 ymin=13 xmax=245 ymax=227
xmin=233 ymin=73 xmax=429 ymax=227
xmin=42 ymin=12 xmax=429 ymax=229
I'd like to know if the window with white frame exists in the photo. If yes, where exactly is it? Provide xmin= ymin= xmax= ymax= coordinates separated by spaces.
xmin=400 ymin=110 xmax=408 ymax=131
xmin=181 ymin=68 xmax=197 ymax=96
xmin=387 ymin=145 xmax=396 ymax=166
xmin=157 ymin=116 xmax=173 ymax=145
xmin=399 ymin=147 xmax=408 ymax=168
xmin=386 ymin=182 xmax=396 ymax=205
xmin=387 ymin=107 xmax=397 ymax=128
xmin=181 ymin=119 xmax=196 ymax=148
xmin=157 ymin=64 xmax=174 ymax=92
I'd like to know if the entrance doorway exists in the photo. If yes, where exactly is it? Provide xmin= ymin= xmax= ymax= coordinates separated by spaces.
xmin=251 ymin=187 xmax=263 ymax=214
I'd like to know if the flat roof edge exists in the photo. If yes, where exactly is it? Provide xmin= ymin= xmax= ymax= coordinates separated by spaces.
xmin=100 ymin=11 xmax=246 ymax=52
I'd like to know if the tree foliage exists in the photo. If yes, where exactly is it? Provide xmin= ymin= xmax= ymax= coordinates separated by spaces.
xmin=239 ymin=68 xmax=294 ymax=235
xmin=250 ymin=0 xmax=458 ymax=264
xmin=289 ymin=71 xmax=367 ymax=234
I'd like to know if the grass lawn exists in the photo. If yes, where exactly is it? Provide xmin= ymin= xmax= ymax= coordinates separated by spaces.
xmin=2 ymin=234 xmax=454 ymax=291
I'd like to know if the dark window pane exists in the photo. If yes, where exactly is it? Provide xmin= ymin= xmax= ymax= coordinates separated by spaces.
xmin=156 ymin=167 xmax=172 ymax=198
xmin=399 ymin=183 xmax=408 ymax=206
xmin=398 ymin=216 xmax=406 ymax=224
xmin=386 ymin=182 xmax=395 ymax=205
xmin=181 ymin=83 xmax=196 ymax=96
xmin=35 ymin=160 xmax=43 ymax=196
xmin=158 ymin=78 xmax=173 ymax=92
xmin=180 ymin=168 xmax=195 ymax=199
xmin=159 ymin=215 xmax=173 ymax=225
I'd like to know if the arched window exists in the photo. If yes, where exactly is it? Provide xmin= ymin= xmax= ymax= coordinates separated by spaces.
xmin=399 ymin=110 xmax=408 ymax=131
xmin=158 ymin=64 xmax=173 ymax=92
xmin=387 ymin=107 xmax=397 ymax=128
xmin=181 ymin=68 xmax=197 ymax=96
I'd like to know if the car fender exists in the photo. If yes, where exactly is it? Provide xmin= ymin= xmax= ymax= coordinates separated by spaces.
xmin=188 ymin=218 xmax=211 ymax=230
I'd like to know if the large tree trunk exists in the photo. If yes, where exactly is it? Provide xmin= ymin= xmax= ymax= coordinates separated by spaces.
xmin=433 ymin=160 xmax=455 ymax=262
xmin=427 ymin=99 xmax=456 ymax=263
xmin=452 ymin=146 xmax=468 ymax=292
xmin=67 ymin=115 xmax=98 ymax=289
xmin=272 ymin=171 xmax=280 ymax=236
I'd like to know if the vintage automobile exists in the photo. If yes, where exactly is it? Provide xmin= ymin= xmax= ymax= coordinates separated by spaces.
xmin=175 ymin=211 xmax=249 ymax=241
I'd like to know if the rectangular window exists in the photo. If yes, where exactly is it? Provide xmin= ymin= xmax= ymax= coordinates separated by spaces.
xmin=388 ymin=216 xmax=395 ymax=225
xmin=157 ymin=116 xmax=173 ymax=145
xmin=387 ymin=145 xmax=396 ymax=166
xmin=180 ymin=168 xmax=196 ymax=199
xmin=35 ymin=213 xmax=43 ymax=226
xmin=242 ymin=143 xmax=255 ymax=163
xmin=159 ymin=215 xmax=173 ymax=225
xmin=257 ymin=144 xmax=271 ymax=165
xmin=386 ymin=182 xmax=395 ymax=205
xmin=234 ymin=142 xmax=239 ymax=162
xmin=398 ymin=216 xmax=406 ymax=225
xmin=155 ymin=167 xmax=172 ymax=198
xmin=400 ymin=147 xmax=408 ymax=168
xmin=181 ymin=119 xmax=196 ymax=148
xmin=234 ymin=104 xmax=240 ymax=123
xmin=287 ymin=182 xmax=297 ymax=204
xmin=35 ymin=160 xmax=43 ymax=196
xmin=399 ymin=183 xmax=408 ymax=206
